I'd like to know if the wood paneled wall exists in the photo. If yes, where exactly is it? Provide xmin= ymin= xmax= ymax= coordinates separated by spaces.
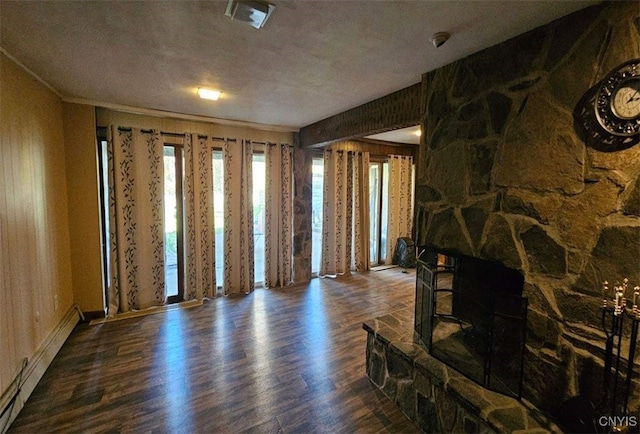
xmin=0 ymin=53 xmax=74 ymax=396
xmin=63 ymin=103 xmax=104 ymax=314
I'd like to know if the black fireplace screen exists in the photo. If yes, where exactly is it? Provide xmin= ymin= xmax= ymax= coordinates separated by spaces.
xmin=414 ymin=247 xmax=528 ymax=398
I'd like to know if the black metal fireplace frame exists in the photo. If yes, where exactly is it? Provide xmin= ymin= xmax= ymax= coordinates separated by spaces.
xmin=414 ymin=248 xmax=528 ymax=399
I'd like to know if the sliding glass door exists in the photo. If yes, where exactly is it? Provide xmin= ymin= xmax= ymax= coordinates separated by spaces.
xmin=98 ymin=134 xmax=294 ymax=303
xmin=212 ymin=149 xmax=224 ymax=286
xmin=253 ymin=153 xmax=266 ymax=285
xmin=311 ymin=157 xmax=324 ymax=275
xmin=211 ymin=149 xmax=268 ymax=286
xmin=163 ymin=145 xmax=184 ymax=302
xmin=98 ymin=136 xmax=187 ymax=305
xmin=369 ymin=161 xmax=389 ymax=266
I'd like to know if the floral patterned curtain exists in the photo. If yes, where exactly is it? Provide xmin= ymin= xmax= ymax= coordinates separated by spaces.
xmin=385 ymin=155 xmax=414 ymax=264
xmin=107 ymin=126 xmax=165 ymax=315
xmin=320 ymin=149 xmax=370 ymax=276
xmin=351 ymin=151 xmax=370 ymax=272
xmin=106 ymin=131 xmax=292 ymax=308
xmin=184 ymin=134 xmax=217 ymax=300
xmin=264 ymin=143 xmax=293 ymax=287
xmin=223 ymin=139 xmax=255 ymax=295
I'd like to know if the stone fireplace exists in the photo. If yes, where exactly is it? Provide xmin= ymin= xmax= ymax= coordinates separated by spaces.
xmin=364 ymin=2 xmax=639 ymax=432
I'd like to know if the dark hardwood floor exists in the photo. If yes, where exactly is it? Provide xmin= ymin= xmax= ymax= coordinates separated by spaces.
xmin=9 ymin=268 xmax=420 ymax=433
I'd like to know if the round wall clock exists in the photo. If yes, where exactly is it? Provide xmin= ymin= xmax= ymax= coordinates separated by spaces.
xmin=595 ymin=59 xmax=640 ymax=137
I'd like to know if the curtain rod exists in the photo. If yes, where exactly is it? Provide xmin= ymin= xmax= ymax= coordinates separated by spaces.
xmin=144 ymin=129 xmax=186 ymax=137
xmin=115 ymin=129 xmax=290 ymax=146
xmin=117 ymin=127 xmax=185 ymax=137
xmin=161 ymin=131 xmax=185 ymax=137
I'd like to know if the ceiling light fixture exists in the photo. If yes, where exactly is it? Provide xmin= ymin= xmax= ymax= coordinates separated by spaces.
xmin=414 ymin=129 xmax=422 ymax=137
xmin=225 ymin=0 xmax=275 ymax=29
xmin=198 ymin=88 xmax=222 ymax=101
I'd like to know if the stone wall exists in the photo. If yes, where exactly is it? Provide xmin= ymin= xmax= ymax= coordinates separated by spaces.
xmin=414 ymin=2 xmax=640 ymax=414
xmin=293 ymin=142 xmax=313 ymax=283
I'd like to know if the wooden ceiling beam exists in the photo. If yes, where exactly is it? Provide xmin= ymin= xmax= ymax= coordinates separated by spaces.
xmin=298 ymin=82 xmax=422 ymax=148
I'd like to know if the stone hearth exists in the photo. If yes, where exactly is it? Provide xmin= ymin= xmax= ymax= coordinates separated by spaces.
xmin=363 ymin=313 xmax=561 ymax=433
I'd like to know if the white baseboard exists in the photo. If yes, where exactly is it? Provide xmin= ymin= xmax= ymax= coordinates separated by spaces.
xmin=0 ymin=305 xmax=81 ymax=433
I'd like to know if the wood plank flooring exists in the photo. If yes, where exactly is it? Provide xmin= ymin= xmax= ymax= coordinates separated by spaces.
xmin=9 ymin=269 xmax=420 ymax=433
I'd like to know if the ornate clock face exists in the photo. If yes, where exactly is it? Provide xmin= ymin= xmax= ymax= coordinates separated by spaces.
xmin=595 ymin=59 xmax=640 ymax=137
xmin=612 ymin=78 xmax=640 ymax=120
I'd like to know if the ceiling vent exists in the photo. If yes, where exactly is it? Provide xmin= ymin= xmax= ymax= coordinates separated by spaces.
xmin=225 ymin=0 xmax=275 ymax=29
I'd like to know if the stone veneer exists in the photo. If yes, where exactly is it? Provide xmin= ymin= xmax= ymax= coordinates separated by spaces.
xmin=293 ymin=144 xmax=313 ymax=283
xmin=414 ymin=2 xmax=639 ymax=414
xmin=363 ymin=312 xmax=561 ymax=433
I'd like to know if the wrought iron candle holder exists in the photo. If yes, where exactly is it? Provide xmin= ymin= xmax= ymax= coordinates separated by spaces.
xmin=599 ymin=278 xmax=640 ymax=427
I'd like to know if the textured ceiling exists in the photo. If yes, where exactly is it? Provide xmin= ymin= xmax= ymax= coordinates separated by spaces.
xmin=0 ymin=0 xmax=599 ymax=131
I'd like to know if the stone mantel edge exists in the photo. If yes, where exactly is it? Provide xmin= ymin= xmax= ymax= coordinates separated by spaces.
xmin=363 ymin=314 xmax=562 ymax=433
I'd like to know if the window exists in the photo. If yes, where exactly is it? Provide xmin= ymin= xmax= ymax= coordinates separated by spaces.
xmin=369 ymin=161 xmax=389 ymax=265
xmin=381 ymin=162 xmax=389 ymax=262
xmin=369 ymin=164 xmax=380 ymax=264
xmin=97 ymin=134 xmax=186 ymax=305
xmin=212 ymin=149 xmax=224 ymax=286
xmin=163 ymin=145 xmax=184 ymax=302
xmin=311 ymin=157 xmax=324 ymax=275
xmin=212 ymin=148 xmax=275 ymax=287
xmin=97 ymin=134 xmax=110 ymax=303
xmin=99 ymin=134 xmax=294 ymax=300
xmin=253 ymin=152 xmax=266 ymax=285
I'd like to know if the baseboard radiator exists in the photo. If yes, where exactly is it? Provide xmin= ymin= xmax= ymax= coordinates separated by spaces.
xmin=0 ymin=305 xmax=82 ymax=433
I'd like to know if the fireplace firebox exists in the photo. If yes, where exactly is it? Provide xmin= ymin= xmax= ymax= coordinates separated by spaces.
xmin=414 ymin=246 xmax=528 ymax=398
